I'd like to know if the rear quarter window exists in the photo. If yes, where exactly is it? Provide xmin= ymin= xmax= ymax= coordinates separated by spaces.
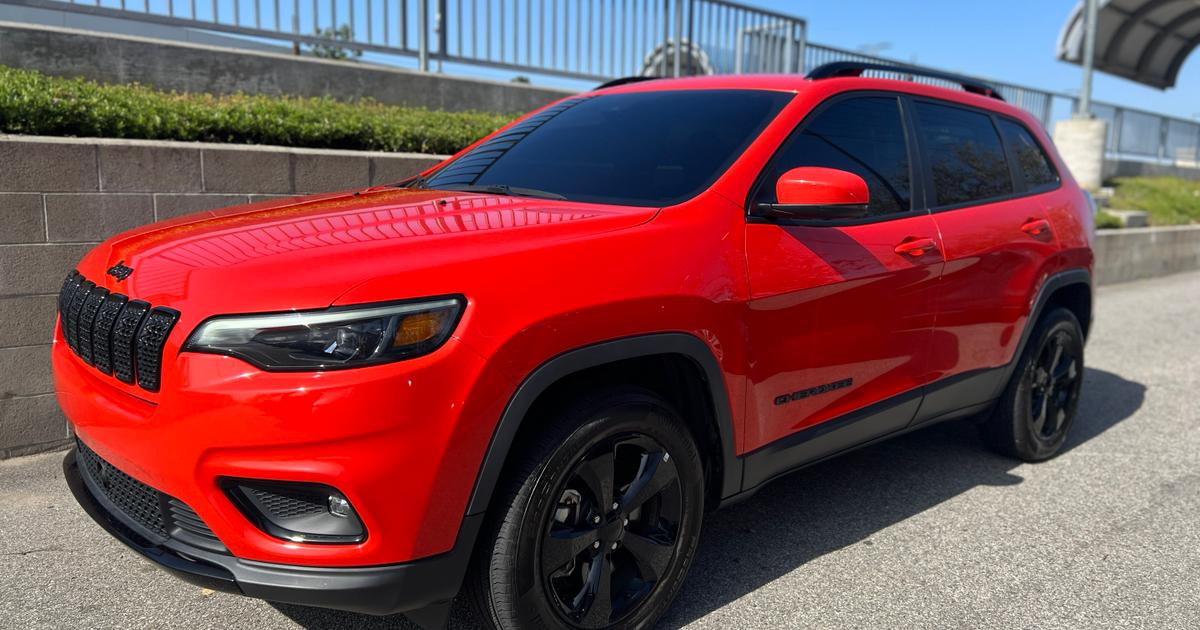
xmin=913 ymin=101 xmax=1013 ymax=208
xmin=997 ymin=118 xmax=1060 ymax=193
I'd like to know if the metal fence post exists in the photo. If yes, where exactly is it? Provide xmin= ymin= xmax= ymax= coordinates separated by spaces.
xmin=436 ymin=0 xmax=446 ymax=72
xmin=673 ymin=0 xmax=683 ymax=77
xmin=291 ymin=0 xmax=300 ymax=55
xmin=795 ymin=20 xmax=806 ymax=74
xmin=1111 ymin=108 xmax=1124 ymax=154
xmin=1077 ymin=0 xmax=1098 ymax=117
xmin=1158 ymin=117 xmax=1170 ymax=161
xmin=418 ymin=0 xmax=429 ymax=71
xmin=1195 ymin=124 xmax=1200 ymax=164
xmin=660 ymin=0 xmax=669 ymax=76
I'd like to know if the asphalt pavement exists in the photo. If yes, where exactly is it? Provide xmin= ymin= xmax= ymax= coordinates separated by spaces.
xmin=3 ymin=270 xmax=1198 ymax=629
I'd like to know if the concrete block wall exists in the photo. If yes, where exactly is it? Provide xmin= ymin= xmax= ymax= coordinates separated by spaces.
xmin=0 ymin=21 xmax=574 ymax=114
xmin=0 ymin=135 xmax=441 ymax=458
xmin=1094 ymin=225 xmax=1200 ymax=286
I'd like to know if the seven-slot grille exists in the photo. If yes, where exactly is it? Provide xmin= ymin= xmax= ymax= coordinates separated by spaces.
xmin=75 ymin=439 xmax=223 ymax=551
xmin=57 ymin=271 xmax=179 ymax=392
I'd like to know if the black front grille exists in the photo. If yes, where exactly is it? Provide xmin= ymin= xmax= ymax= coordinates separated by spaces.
xmin=76 ymin=439 xmax=168 ymax=538
xmin=57 ymin=271 xmax=179 ymax=392
xmin=167 ymin=498 xmax=222 ymax=543
xmin=76 ymin=439 xmax=224 ymax=551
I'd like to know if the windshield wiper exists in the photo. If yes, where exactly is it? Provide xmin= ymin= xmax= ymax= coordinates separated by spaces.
xmin=404 ymin=175 xmax=430 ymax=189
xmin=434 ymin=183 xmax=567 ymax=200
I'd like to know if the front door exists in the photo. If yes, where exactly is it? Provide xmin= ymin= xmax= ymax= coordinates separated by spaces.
xmin=742 ymin=95 xmax=944 ymax=467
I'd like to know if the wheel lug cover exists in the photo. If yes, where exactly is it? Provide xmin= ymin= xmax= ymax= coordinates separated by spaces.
xmin=611 ymin=542 xmax=618 ymax=550
xmin=611 ymin=502 xmax=619 ymax=510
xmin=593 ymin=541 xmax=600 ymax=549
xmin=623 ymin=518 xmax=629 ymax=527
xmin=592 ymin=516 xmax=601 ymax=524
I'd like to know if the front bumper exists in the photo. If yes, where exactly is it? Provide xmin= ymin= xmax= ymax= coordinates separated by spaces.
xmin=64 ymin=448 xmax=482 ymax=617
xmin=53 ymin=330 xmax=489 ymax=566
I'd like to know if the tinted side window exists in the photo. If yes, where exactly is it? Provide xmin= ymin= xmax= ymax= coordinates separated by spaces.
xmin=914 ymin=102 xmax=1012 ymax=207
xmin=755 ymin=96 xmax=911 ymax=217
xmin=997 ymin=119 xmax=1059 ymax=192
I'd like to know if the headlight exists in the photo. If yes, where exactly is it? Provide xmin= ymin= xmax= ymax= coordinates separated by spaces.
xmin=184 ymin=297 xmax=464 ymax=370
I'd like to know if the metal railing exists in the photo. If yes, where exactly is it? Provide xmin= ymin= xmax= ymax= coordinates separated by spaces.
xmin=7 ymin=0 xmax=803 ymax=78
xmin=3 ymin=0 xmax=1197 ymax=166
xmin=435 ymin=0 xmax=804 ymax=79
xmin=804 ymin=42 xmax=1200 ymax=167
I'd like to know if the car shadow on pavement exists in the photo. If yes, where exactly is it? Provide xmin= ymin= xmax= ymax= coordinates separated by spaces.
xmin=270 ymin=367 xmax=1143 ymax=630
xmin=657 ymin=367 xmax=1144 ymax=628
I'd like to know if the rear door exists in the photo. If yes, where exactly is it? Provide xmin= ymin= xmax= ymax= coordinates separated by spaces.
xmin=911 ymin=100 xmax=1061 ymax=420
xmin=743 ymin=94 xmax=944 ymax=463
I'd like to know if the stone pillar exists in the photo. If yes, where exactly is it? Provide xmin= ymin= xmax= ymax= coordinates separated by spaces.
xmin=1053 ymin=118 xmax=1109 ymax=191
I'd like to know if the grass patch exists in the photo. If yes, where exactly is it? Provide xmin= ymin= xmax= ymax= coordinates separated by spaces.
xmin=0 ymin=65 xmax=515 ymax=154
xmin=1094 ymin=210 xmax=1123 ymax=230
xmin=1107 ymin=176 xmax=1200 ymax=226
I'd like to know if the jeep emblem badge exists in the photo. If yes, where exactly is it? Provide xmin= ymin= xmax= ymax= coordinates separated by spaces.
xmin=106 ymin=261 xmax=134 ymax=281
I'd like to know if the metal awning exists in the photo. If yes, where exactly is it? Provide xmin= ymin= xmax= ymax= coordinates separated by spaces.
xmin=1058 ymin=0 xmax=1200 ymax=89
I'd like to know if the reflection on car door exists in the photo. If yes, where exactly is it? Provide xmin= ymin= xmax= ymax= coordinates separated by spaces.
xmin=742 ymin=96 xmax=944 ymax=482
xmin=910 ymin=100 xmax=1061 ymax=421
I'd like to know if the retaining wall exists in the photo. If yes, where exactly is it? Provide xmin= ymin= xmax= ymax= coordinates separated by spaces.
xmin=0 ymin=135 xmax=440 ymax=458
xmin=0 ymin=21 xmax=573 ymax=114
xmin=1093 ymin=225 xmax=1200 ymax=286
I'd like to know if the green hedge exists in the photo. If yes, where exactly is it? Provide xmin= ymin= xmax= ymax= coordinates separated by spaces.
xmin=1107 ymin=176 xmax=1200 ymax=226
xmin=1094 ymin=210 xmax=1123 ymax=230
xmin=0 ymin=66 xmax=514 ymax=154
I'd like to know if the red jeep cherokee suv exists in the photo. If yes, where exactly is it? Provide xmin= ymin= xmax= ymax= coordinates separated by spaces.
xmin=56 ymin=63 xmax=1093 ymax=630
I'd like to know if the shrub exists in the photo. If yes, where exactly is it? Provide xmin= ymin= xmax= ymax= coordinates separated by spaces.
xmin=0 ymin=65 xmax=514 ymax=154
xmin=1094 ymin=210 xmax=1123 ymax=230
xmin=1107 ymin=176 xmax=1200 ymax=226
xmin=308 ymin=25 xmax=363 ymax=60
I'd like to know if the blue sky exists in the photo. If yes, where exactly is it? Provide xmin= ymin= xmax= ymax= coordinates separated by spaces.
xmin=766 ymin=0 xmax=1200 ymax=120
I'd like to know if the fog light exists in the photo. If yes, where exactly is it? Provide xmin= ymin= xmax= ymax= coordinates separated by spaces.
xmin=328 ymin=495 xmax=352 ymax=518
xmin=222 ymin=479 xmax=366 ymax=544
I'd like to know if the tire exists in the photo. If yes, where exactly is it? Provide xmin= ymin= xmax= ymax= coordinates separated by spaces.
xmin=983 ymin=308 xmax=1085 ymax=462
xmin=467 ymin=387 xmax=705 ymax=630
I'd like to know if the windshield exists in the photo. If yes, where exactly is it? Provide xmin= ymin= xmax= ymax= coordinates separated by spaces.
xmin=421 ymin=89 xmax=793 ymax=206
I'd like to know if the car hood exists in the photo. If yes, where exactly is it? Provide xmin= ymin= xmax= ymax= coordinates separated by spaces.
xmin=77 ymin=187 xmax=659 ymax=314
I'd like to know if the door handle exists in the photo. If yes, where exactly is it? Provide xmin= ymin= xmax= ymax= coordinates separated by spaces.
xmin=1021 ymin=219 xmax=1051 ymax=237
xmin=894 ymin=237 xmax=937 ymax=257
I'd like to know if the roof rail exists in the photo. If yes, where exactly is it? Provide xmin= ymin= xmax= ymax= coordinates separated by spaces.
xmin=806 ymin=61 xmax=1005 ymax=101
xmin=593 ymin=76 xmax=662 ymax=90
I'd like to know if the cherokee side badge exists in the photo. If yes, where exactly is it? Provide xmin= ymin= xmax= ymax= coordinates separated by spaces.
xmin=774 ymin=378 xmax=854 ymax=406
xmin=106 ymin=261 xmax=134 ymax=281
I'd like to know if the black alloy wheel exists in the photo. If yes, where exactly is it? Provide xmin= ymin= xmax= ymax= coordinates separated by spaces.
xmin=984 ymin=307 xmax=1085 ymax=462
xmin=468 ymin=388 xmax=705 ymax=630
xmin=541 ymin=434 xmax=682 ymax=628
xmin=1027 ymin=328 xmax=1082 ymax=443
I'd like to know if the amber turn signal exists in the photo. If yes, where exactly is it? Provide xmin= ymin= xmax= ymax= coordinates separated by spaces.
xmin=394 ymin=310 xmax=451 ymax=346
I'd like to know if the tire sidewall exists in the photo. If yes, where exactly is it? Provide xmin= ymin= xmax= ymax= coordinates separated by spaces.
xmin=511 ymin=397 xmax=705 ymax=630
xmin=1009 ymin=310 xmax=1085 ymax=461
